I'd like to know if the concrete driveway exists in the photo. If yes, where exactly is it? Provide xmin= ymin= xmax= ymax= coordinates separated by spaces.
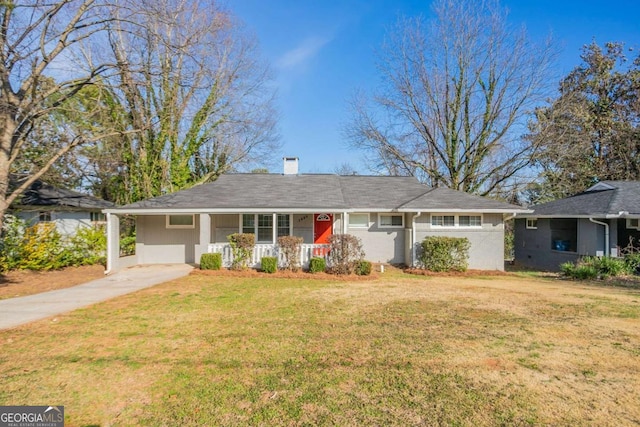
xmin=0 ymin=264 xmax=193 ymax=330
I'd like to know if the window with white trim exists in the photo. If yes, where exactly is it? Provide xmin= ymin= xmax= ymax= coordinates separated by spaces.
xmin=348 ymin=213 xmax=369 ymax=228
xmin=277 ymin=214 xmax=291 ymax=238
xmin=431 ymin=214 xmax=482 ymax=228
xmin=459 ymin=215 xmax=482 ymax=227
xmin=241 ymin=214 xmax=292 ymax=243
xmin=166 ymin=214 xmax=195 ymax=229
xmin=526 ymin=218 xmax=538 ymax=229
xmin=91 ymin=212 xmax=106 ymax=223
xmin=378 ymin=213 xmax=404 ymax=228
xmin=257 ymin=214 xmax=273 ymax=242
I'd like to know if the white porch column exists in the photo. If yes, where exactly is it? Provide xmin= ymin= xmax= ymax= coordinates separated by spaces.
xmin=195 ymin=213 xmax=211 ymax=264
xmin=105 ymin=213 xmax=120 ymax=274
xmin=272 ymin=213 xmax=277 ymax=244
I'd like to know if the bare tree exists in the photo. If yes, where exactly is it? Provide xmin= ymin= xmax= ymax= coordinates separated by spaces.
xmin=345 ymin=0 xmax=556 ymax=196
xmin=98 ymin=0 xmax=279 ymax=203
xmin=0 ymin=0 xmax=126 ymax=229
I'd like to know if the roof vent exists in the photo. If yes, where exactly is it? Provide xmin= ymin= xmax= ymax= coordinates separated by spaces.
xmin=283 ymin=157 xmax=299 ymax=175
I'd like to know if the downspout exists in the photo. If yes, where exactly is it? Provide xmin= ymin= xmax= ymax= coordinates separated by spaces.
xmin=105 ymin=212 xmax=113 ymax=275
xmin=589 ymin=218 xmax=609 ymax=257
xmin=412 ymin=212 xmax=422 ymax=267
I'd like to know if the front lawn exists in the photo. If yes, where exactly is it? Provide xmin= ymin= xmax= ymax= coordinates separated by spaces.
xmin=1 ymin=271 xmax=639 ymax=426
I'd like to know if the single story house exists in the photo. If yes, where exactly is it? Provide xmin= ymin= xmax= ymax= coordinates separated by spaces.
xmin=514 ymin=181 xmax=640 ymax=271
xmin=103 ymin=158 xmax=528 ymax=273
xmin=10 ymin=180 xmax=115 ymax=235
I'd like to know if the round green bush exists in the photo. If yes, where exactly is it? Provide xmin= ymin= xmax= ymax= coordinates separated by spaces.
xmin=261 ymin=256 xmax=278 ymax=273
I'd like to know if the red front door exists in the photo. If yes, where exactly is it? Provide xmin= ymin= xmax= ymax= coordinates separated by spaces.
xmin=313 ymin=213 xmax=333 ymax=244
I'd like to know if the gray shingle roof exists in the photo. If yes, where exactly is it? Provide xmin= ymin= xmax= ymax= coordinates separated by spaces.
xmin=15 ymin=181 xmax=115 ymax=210
xmin=111 ymin=173 xmax=525 ymax=213
xmin=524 ymin=181 xmax=640 ymax=217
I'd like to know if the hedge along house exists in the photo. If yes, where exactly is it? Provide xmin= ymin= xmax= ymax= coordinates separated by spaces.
xmin=514 ymin=181 xmax=640 ymax=271
xmin=103 ymin=158 xmax=528 ymax=273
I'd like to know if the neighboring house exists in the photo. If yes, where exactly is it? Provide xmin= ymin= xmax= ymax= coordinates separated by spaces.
xmin=10 ymin=180 xmax=115 ymax=236
xmin=514 ymin=181 xmax=640 ymax=271
xmin=103 ymin=158 xmax=528 ymax=273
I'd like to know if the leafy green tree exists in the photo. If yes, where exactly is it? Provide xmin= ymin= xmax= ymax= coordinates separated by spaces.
xmin=527 ymin=41 xmax=640 ymax=203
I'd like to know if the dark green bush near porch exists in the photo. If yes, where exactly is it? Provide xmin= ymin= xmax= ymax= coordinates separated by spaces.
xmin=355 ymin=260 xmax=372 ymax=276
xmin=261 ymin=256 xmax=278 ymax=274
xmin=420 ymin=236 xmax=470 ymax=272
xmin=309 ymin=257 xmax=326 ymax=273
xmin=200 ymin=253 xmax=222 ymax=270
xmin=560 ymin=256 xmax=632 ymax=280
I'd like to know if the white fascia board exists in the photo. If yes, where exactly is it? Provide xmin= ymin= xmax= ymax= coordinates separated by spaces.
xmin=103 ymin=207 xmax=348 ymax=215
xmin=399 ymin=208 xmax=532 ymax=214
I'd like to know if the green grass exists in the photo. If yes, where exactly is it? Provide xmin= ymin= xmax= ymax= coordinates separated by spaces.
xmin=1 ymin=272 xmax=639 ymax=426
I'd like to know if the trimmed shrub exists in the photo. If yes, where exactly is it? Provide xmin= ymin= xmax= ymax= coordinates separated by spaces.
xmin=309 ymin=257 xmax=326 ymax=274
xmin=355 ymin=260 xmax=372 ymax=276
xmin=227 ymin=233 xmax=255 ymax=270
xmin=200 ymin=253 xmax=222 ymax=270
xmin=277 ymin=235 xmax=303 ymax=271
xmin=327 ymin=234 xmax=365 ymax=275
xmin=420 ymin=236 xmax=470 ymax=272
xmin=261 ymin=256 xmax=277 ymax=273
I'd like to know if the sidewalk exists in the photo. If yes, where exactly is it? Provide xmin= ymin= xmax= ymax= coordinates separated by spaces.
xmin=0 ymin=264 xmax=193 ymax=330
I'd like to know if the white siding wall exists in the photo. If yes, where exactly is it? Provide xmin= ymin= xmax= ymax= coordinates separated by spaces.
xmin=14 ymin=211 xmax=94 ymax=236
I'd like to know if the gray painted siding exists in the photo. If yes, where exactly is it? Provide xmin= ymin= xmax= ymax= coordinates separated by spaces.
xmin=415 ymin=213 xmax=505 ymax=270
xmin=514 ymin=217 xmax=612 ymax=271
xmin=136 ymin=215 xmax=199 ymax=264
xmin=212 ymin=214 xmax=238 ymax=243
xmin=293 ymin=214 xmax=314 ymax=243
xmin=347 ymin=212 xmax=407 ymax=264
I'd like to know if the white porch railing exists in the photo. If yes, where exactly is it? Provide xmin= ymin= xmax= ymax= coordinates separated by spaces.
xmin=208 ymin=243 xmax=330 ymax=268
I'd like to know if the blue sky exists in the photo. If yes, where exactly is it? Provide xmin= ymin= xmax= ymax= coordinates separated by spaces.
xmin=230 ymin=0 xmax=640 ymax=174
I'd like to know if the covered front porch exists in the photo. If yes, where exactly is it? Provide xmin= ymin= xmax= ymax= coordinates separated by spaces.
xmin=105 ymin=211 xmax=345 ymax=273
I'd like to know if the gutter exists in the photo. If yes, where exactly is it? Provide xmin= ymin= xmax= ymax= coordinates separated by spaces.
xmin=589 ymin=218 xmax=609 ymax=257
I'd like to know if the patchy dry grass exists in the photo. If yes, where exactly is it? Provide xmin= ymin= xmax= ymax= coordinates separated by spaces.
xmin=1 ymin=271 xmax=639 ymax=426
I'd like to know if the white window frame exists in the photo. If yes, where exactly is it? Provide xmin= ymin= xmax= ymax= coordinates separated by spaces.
xmin=526 ymin=218 xmax=538 ymax=230
xmin=91 ymin=212 xmax=106 ymax=223
xmin=459 ymin=215 xmax=482 ymax=227
xmin=348 ymin=213 xmax=370 ymax=228
xmin=626 ymin=218 xmax=640 ymax=230
xmin=166 ymin=214 xmax=195 ymax=229
xmin=430 ymin=213 xmax=483 ymax=228
xmin=378 ymin=213 xmax=404 ymax=228
xmin=240 ymin=213 xmax=292 ymax=243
